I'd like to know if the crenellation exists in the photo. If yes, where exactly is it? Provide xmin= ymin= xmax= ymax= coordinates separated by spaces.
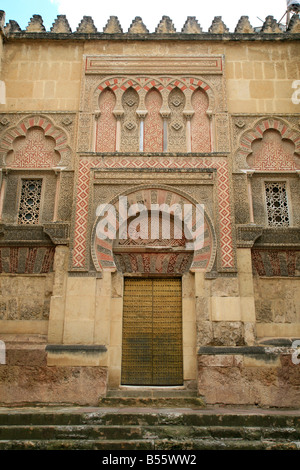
xmin=76 ymin=16 xmax=97 ymax=34
xmin=208 ymin=16 xmax=229 ymax=34
xmin=234 ymin=16 xmax=254 ymax=34
xmin=155 ymin=15 xmax=176 ymax=34
xmin=287 ymin=13 xmax=300 ymax=32
xmin=128 ymin=17 xmax=149 ymax=34
xmin=50 ymin=15 xmax=72 ymax=34
xmin=25 ymin=14 xmax=46 ymax=33
xmin=1 ymin=13 xmax=300 ymax=36
xmin=103 ymin=16 xmax=123 ymax=34
xmin=261 ymin=15 xmax=282 ymax=33
xmin=4 ymin=20 xmax=21 ymax=34
xmin=181 ymin=16 xmax=202 ymax=34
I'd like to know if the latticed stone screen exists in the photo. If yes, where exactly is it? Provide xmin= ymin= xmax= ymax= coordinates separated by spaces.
xmin=265 ymin=182 xmax=290 ymax=227
xmin=18 ymin=179 xmax=42 ymax=225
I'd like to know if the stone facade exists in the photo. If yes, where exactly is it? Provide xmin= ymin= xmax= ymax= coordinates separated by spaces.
xmin=0 ymin=11 xmax=299 ymax=407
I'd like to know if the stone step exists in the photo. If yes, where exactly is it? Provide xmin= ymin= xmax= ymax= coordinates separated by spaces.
xmin=0 ymin=408 xmax=299 ymax=428
xmin=0 ymin=423 xmax=299 ymax=441
xmin=106 ymin=388 xmax=198 ymax=398
xmin=0 ymin=407 xmax=299 ymax=451
xmin=0 ymin=438 xmax=299 ymax=451
xmin=98 ymin=396 xmax=205 ymax=408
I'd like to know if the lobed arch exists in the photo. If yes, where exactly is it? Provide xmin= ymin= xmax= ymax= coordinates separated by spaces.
xmin=91 ymin=184 xmax=217 ymax=274
xmin=237 ymin=117 xmax=300 ymax=171
xmin=93 ymin=75 xmax=214 ymax=114
xmin=0 ymin=115 xmax=71 ymax=169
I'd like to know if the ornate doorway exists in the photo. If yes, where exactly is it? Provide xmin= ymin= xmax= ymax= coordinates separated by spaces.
xmin=121 ymin=277 xmax=183 ymax=386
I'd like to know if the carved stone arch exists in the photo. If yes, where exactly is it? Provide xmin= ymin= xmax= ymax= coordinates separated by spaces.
xmin=0 ymin=115 xmax=70 ymax=168
xmin=144 ymin=88 xmax=164 ymax=152
xmin=236 ymin=117 xmax=300 ymax=171
xmin=168 ymin=77 xmax=215 ymax=114
xmin=91 ymin=184 xmax=217 ymax=274
xmin=191 ymin=87 xmax=211 ymax=152
xmin=96 ymin=87 xmax=117 ymax=152
xmin=93 ymin=76 xmax=126 ymax=110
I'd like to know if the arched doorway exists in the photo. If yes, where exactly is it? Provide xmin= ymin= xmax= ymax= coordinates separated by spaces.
xmin=91 ymin=186 xmax=216 ymax=388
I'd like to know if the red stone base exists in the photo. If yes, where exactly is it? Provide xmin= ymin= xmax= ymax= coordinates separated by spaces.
xmin=0 ymin=339 xmax=107 ymax=406
xmin=198 ymin=347 xmax=300 ymax=408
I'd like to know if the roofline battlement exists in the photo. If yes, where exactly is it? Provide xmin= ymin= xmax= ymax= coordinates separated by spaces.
xmin=1 ymin=12 xmax=300 ymax=40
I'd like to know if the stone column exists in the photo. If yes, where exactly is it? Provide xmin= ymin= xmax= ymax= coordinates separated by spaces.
xmin=113 ymin=111 xmax=124 ymax=152
xmin=47 ymin=245 xmax=69 ymax=344
xmin=137 ymin=110 xmax=148 ymax=151
xmin=0 ymin=169 xmax=8 ymax=220
xmin=241 ymin=170 xmax=255 ymax=224
xmin=183 ymin=111 xmax=194 ymax=152
xmin=237 ymin=247 xmax=256 ymax=345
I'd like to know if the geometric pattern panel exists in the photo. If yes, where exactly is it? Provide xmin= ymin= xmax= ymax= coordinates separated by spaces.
xmin=72 ymin=156 xmax=234 ymax=270
xmin=265 ymin=182 xmax=290 ymax=227
xmin=1 ymin=116 xmax=69 ymax=167
xmin=247 ymin=129 xmax=299 ymax=171
xmin=239 ymin=118 xmax=300 ymax=171
xmin=6 ymin=127 xmax=61 ymax=168
xmin=0 ymin=246 xmax=55 ymax=274
xmin=144 ymin=89 xmax=163 ymax=152
xmin=96 ymin=88 xmax=117 ymax=152
xmin=18 ymin=179 xmax=42 ymax=225
xmin=191 ymin=88 xmax=211 ymax=152
xmin=252 ymin=249 xmax=300 ymax=277
xmin=114 ymin=252 xmax=193 ymax=275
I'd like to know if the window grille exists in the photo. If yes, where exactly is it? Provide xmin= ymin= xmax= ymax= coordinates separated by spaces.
xmin=18 ymin=179 xmax=42 ymax=225
xmin=265 ymin=182 xmax=290 ymax=227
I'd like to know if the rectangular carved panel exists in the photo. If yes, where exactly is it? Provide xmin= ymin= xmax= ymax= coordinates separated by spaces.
xmin=85 ymin=56 xmax=223 ymax=75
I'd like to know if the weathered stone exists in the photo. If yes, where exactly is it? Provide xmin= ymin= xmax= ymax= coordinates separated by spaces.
xmin=103 ymin=16 xmax=123 ymax=33
xmin=0 ymin=365 xmax=107 ymax=406
xmin=76 ymin=16 xmax=97 ymax=33
xmin=4 ymin=20 xmax=21 ymax=33
xmin=197 ymin=321 xmax=213 ymax=346
xmin=26 ymin=15 xmax=46 ymax=33
xmin=181 ymin=17 xmax=202 ymax=34
xmin=287 ymin=13 xmax=300 ymax=33
xmin=50 ymin=15 xmax=72 ymax=34
xmin=155 ymin=16 xmax=176 ymax=34
xmin=261 ymin=15 xmax=281 ymax=33
xmin=128 ymin=17 xmax=148 ymax=34
xmin=234 ymin=16 xmax=254 ymax=34
xmin=208 ymin=16 xmax=229 ymax=34
xmin=212 ymin=322 xmax=244 ymax=346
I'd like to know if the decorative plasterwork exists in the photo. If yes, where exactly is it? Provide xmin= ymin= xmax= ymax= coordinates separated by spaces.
xmin=91 ymin=184 xmax=217 ymax=274
xmin=85 ymin=55 xmax=224 ymax=75
xmin=0 ymin=115 xmax=72 ymax=169
xmin=233 ymin=116 xmax=300 ymax=172
xmin=70 ymin=154 xmax=234 ymax=272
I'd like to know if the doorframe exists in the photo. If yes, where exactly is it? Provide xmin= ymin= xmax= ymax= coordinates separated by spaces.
xmin=108 ymin=271 xmax=197 ymax=390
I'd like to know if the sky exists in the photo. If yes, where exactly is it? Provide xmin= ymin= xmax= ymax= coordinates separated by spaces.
xmin=0 ymin=0 xmax=293 ymax=33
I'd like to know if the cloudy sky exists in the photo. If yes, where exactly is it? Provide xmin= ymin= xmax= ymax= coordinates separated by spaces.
xmin=1 ymin=0 xmax=292 ymax=32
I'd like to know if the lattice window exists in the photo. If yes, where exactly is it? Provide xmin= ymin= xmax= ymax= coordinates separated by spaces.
xmin=18 ymin=179 xmax=42 ymax=225
xmin=265 ymin=182 xmax=290 ymax=227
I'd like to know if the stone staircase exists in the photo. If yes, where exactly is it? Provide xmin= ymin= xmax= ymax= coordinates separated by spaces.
xmin=0 ymin=405 xmax=299 ymax=450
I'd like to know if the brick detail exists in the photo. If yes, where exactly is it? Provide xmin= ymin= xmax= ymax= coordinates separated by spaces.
xmin=0 ymin=116 xmax=69 ymax=158
xmin=240 ymin=119 xmax=300 ymax=170
xmin=72 ymin=156 xmax=234 ymax=270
